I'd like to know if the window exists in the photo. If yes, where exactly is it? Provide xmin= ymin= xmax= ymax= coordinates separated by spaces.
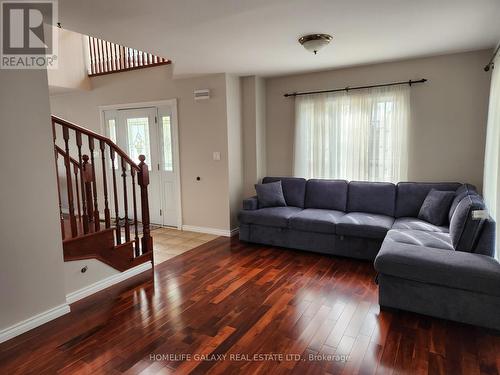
xmin=126 ymin=117 xmax=151 ymax=165
xmin=107 ymin=118 xmax=117 ymax=144
xmin=162 ymin=115 xmax=173 ymax=171
xmin=293 ymin=85 xmax=409 ymax=182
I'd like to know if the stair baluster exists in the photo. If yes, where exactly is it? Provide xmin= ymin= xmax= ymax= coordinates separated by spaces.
xmin=54 ymin=151 xmax=65 ymax=239
xmin=62 ymin=127 xmax=78 ymax=237
xmin=76 ymin=131 xmax=90 ymax=234
xmin=110 ymin=149 xmax=121 ymax=244
xmin=88 ymin=138 xmax=100 ymax=231
xmin=89 ymin=37 xmax=95 ymax=75
xmin=121 ymin=157 xmax=131 ymax=242
xmin=73 ymin=163 xmax=82 ymax=223
xmin=100 ymin=140 xmax=111 ymax=228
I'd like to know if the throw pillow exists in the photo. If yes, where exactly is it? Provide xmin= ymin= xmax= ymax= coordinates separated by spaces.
xmin=255 ymin=181 xmax=287 ymax=208
xmin=418 ymin=189 xmax=455 ymax=226
xmin=449 ymin=194 xmax=487 ymax=252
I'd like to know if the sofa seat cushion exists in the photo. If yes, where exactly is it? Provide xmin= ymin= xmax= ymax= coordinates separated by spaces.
xmin=289 ymin=209 xmax=345 ymax=234
xmin=336 ymin=212 xmax=394 ymax=239
xmin=375 ymin=240 xmax=500 ymax=297
xmin=238 ymin=207 xmax=302 ymax=228
xmin=384 ymin=229 xmax=453 ymax=250
xmin=392 ymin=217 xmax=449 ymax=233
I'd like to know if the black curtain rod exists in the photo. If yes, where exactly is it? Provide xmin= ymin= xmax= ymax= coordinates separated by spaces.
xmin=284 ymin=78 xmax=428 ymax=98
xmin=484 ymin=44 xmax=500 ymax=72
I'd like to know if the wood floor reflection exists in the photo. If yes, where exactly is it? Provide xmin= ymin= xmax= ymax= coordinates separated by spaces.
xmin=1 ymin=236 xmax=499 ymax=374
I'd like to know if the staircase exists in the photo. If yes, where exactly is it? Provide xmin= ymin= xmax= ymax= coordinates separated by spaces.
xmin=52 ymin=116 xmax=153 ymax=271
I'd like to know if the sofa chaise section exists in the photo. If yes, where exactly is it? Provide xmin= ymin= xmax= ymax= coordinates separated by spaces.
xmin=375 ymin=187 xmax=499 ymax=330
xmin=375 ymin=239 xmax=500 ymax=330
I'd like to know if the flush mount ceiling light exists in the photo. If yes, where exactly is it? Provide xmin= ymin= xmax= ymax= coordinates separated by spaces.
xmin=298 ymin=34 xmax=333 ymax=55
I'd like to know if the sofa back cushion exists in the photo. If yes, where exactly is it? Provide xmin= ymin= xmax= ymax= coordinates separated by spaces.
xmin=305 ymin=179 xmax=348 ymax=211
xmin=395 ymin=182 xmax=462 ymax=218
xmin=448 ymin=183 xmax=477 ymax=222
xmin=449 ymin=194 xmax=486 ymax=252
xmin=347 ymin=181 xmax=396 ymax=216
xmin=262 ymin=177 xmax=307 ymax=208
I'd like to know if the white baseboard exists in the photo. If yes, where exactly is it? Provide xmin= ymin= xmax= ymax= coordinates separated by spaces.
xmin=65 ymin=262 xmax=152 ymax=304
xmin=181 ymin=225 xmax=239 ymax=237
xmin=0 ymin=303 xmax=70 ymax=344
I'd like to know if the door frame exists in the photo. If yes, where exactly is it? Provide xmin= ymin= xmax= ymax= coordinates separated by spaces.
xmin=98 ymin=99 xmax=182 ymax=229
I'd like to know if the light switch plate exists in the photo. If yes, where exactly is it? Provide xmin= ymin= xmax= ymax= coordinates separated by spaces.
xmin=213 ymin=152 xmax=221 ymax=161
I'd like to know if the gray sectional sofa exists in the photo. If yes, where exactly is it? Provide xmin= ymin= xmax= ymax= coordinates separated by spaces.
xmin=238 ymin=177 xmax=500 ymax=330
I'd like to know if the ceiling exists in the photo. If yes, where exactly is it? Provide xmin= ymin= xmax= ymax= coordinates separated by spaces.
xmin=58 ymin=0 xmax=500 ymax=77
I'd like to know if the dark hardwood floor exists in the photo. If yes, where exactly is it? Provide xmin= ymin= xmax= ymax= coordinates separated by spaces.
xmin=1 ymin=236 xmax=499 ymax=374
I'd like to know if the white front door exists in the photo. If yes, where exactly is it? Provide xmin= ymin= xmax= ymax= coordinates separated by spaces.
xmin=157 ymin=106 xmax=180 ymax=227
xmin=103 ymin=102 xmax=180 ymax=227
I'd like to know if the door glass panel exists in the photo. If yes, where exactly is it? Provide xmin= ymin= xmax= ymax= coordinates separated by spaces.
xmin=107 ymin=118 xmax=117 ymax=143
xmin=127 ymin=117 xmax=151 ymax=165
xmin=162 ymin=115 xmax=173 ymax=171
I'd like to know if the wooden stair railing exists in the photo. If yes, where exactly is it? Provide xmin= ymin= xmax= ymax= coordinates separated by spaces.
xmin=55 ymin=146 xmax=83 ymax=237
xmin=87 ymin=36 xmax=170 ymax=76
xmin=52 ymin=115 xmax=153 ymax=269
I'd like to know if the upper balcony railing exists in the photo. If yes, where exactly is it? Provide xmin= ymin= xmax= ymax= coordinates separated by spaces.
xmin=87 ymin=36 xmax=170 ymax=76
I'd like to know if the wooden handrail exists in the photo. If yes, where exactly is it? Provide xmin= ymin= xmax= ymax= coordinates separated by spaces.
xmin=55 ymin=145 xmax=79 ymax=169
xmin=51 ymin=115 xmax=139 ymax=171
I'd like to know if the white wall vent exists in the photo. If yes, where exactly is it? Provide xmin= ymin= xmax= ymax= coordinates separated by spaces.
xmin=194 ymin=89 xmax=210 ymax=101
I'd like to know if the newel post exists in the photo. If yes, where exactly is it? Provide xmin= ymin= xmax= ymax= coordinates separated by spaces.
xmin=138 ymin=155 xmax=153 ymax=253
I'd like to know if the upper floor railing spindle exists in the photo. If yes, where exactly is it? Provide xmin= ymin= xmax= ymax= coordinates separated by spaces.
xmin=87 ymin=36 xmax=170 ymax=76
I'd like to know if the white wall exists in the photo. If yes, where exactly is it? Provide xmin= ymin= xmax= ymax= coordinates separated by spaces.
xmin=266 ymin=50 xmax=492 ymax=189
xmin=0 ymin=69 xmax=68 ymax=334
xmin=47 ymin=28 xmax=91 ymax=94
xmin=241 ymin=76 xmax=267 ymax=197
xmin=255 ymin=76 xmax=267 ymax=185
xmin=64 ymin=259 xmax=118 ymax=295
xmin=50 ymin=65 xmax=232 ymax=231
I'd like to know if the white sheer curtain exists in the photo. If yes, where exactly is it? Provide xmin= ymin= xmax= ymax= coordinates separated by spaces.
xmin=294 ymin=85 xmax=409 ymax=183
xmin=483 ymin=53 xmax=500 ymax=260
